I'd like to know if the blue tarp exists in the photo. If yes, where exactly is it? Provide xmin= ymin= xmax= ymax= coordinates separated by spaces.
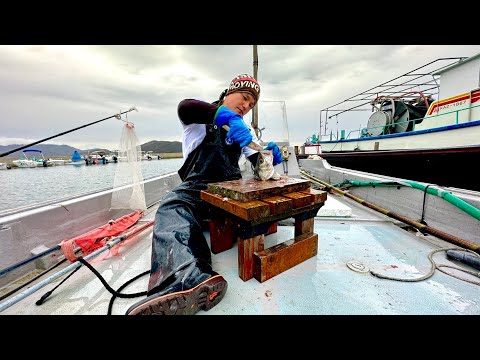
xmin=71 ymin=150 xmax=82 ymax=162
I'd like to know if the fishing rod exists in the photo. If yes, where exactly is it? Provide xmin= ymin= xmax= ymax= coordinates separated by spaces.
xmin=0 ymin=245 xmax=61 ymax=278
xmin=0 ymin=209 xmax=142 ymax=278
xmin=0 ymin=106 xmax=138 ymax=158
xmin=0 ymin=220 xmax=154 ymax=313
xmin=0 ymin=204 xmax=157 ymax=280
xmin=0 ymin=194 xmax=164 ymax=300
xmin=0 ymin=248 xmax=82 ymax=302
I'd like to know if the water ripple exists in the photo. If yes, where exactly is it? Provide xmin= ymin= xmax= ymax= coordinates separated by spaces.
xmin=0 ymin=158 xmax=184 ymax=212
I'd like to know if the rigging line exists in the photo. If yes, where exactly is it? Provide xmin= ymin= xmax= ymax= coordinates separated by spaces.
xmin=0 ymin=107 xmax=138 ymax=158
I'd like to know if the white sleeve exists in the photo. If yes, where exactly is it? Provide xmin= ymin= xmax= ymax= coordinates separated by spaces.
xmin=241 ymin=123 xmax=261 ymax=158
xmin=182 ymin=123 xmax=206 ymax=160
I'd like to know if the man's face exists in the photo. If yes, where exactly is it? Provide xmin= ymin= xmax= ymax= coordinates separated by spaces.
xmin=223 ymin=92 xmax=256 ymax=117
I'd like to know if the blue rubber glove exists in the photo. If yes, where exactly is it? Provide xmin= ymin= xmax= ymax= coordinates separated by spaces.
xmin=214 ymin=105 xmax=253 ymax=148
xmin=264 ymin=141 xmax=283 ymax=165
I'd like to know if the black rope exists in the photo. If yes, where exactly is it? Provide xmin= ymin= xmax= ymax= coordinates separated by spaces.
xmin=34 ymin=256 xmax=149 ymax=312
xmin=107 ymin=270 xmax=150 ymax=315
xmin=105 ymin=258 xmax=203 ymax=314
xmin=76 ymin=257 xmax=147 ymax=299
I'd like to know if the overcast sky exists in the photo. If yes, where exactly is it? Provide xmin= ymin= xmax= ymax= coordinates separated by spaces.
xmin=1 ymin=45 xmax=479 ymax=150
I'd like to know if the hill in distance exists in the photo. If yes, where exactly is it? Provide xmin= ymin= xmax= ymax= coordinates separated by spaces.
xmin=141 ymin=140 xmax=182 ymax=153
xmin=0 ymin=141 xmax=183 ymax=158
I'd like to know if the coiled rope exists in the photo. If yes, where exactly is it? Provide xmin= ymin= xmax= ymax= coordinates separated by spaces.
xmin=369 ymin=247 xmax=480 ymax=285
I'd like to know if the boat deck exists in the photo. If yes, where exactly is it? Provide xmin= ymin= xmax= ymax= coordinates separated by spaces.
xmin=1 ymin=192 xmax=479 ymax=315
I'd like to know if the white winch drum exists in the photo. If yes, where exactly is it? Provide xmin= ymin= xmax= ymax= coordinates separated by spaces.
xmin=367 ymin=111 xmax=389 ymax=136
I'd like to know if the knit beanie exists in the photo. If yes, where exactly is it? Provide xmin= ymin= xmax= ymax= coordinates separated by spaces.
xmin=225 ymin=74 xmax=260 ymax=104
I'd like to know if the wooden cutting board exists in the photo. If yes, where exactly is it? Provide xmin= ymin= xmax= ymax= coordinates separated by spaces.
xmin=205 ymin=176 xmax=311 ymax=202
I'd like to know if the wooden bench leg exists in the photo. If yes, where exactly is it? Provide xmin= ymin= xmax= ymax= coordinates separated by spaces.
xmin=254 ymin=213 xmax=318 ymax=283
xmin=208 ymin=217 xmax=235 ymax=254
xmin=254 ymin=233 xmax=318 ymax=282
xmin=294 ymin=217 xmax=314 ymax=236
xmin=238 ymin=234 xmax=265 ymax=281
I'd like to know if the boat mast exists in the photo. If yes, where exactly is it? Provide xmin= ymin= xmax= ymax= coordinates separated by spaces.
xmin=252 ymin=45 xmax=260 ymax=139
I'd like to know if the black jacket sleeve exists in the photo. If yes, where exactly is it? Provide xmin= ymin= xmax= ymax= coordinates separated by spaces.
xmin=177 ymin=99 xmax=220 ymax=125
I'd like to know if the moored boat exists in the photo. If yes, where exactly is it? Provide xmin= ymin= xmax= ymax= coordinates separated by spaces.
xmin=12 ymin=149 xmax=54 ymax=168
xmin=49 ymin=159 xmax=67 ymax=166
xmin=302 ymin=53 xmax=480 ymax=191
xmin=64 ymin=150 xmax=85 ymax=166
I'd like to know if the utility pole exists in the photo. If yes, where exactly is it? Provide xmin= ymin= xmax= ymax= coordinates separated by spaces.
xmin=252 ymin=45 xmax=260 ymax=139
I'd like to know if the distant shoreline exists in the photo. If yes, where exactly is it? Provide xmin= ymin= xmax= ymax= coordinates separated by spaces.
xmin=158 ymin=152 xmax=183 ymax=159
xmin=1 ymin=152 xmax=183 ymax=166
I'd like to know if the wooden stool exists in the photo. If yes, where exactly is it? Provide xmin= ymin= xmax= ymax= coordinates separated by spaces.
xmin=201 ymin=177 xmax=327 ymax=282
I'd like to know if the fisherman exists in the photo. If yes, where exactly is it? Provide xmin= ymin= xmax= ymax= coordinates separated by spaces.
xmin=126 ymin=74 xmax=282 ymax=315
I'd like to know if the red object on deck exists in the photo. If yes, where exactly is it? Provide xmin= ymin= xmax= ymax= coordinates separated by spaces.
xmin=60 ymin=211 xmax=143 ymax=261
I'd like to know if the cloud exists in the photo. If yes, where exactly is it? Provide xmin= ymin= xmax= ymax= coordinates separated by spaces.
xmin=1 ymin=45 xmax=479 ymax=150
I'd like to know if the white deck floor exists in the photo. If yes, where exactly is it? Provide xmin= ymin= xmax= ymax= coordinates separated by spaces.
xmin=1 ymin=192 xmax=480 ymax=315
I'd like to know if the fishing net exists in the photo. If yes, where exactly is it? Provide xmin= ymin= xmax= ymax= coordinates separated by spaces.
xmin=110 ymin=121 xmax=147 ymax=212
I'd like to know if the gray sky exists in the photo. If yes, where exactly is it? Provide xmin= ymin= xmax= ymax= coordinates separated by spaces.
xmin=1 ymin=45 xmax=479 ymax=150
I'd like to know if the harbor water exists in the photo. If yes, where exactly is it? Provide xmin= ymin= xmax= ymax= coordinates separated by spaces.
xmin=0 ymin=158 xmax=184 ymax=213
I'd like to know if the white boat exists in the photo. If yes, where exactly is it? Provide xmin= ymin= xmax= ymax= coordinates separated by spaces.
xmin=109 ymin=150 xmax=128 ymax=162
xmin=12 ymin=149 xmax=54 ymax=168
xmin=86 ymin=150 xmax=109 ymax=165
xmin=49 ymin=159 xmax=67 ymax=166
xmin=0 ymin=48 xmax=479 ymax=316
xmin=11 ymin=156 xmax=36 ymax=168
xmin=141 ymin=151 xmax=154 ymax=161
xmin=0 ymin=163 xmax=9 ymax=170
xmin=64 ymin=150 xmax=85 ymax=166
xmin=303 ymin=53 xmax=480 ymax=192
xmin=104 ymin=154 xmax=118 ymax=163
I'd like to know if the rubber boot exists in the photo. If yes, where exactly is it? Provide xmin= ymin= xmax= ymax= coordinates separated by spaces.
xmin=125 ymin=262 xmax=228 ymax=315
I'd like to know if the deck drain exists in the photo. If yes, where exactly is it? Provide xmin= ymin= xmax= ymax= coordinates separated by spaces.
xmin=346 ymin=261 xmax=370 ymax=273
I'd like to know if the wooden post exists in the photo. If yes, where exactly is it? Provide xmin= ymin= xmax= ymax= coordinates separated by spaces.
xmin=252 ymin=45 xmax=260 ymax=139
xmin=238 ymin=234 xmax=264 ymax=281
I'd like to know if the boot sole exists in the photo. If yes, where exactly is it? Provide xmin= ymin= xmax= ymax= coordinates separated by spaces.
xmin=126 ymin=275 xmax=228 ymax=315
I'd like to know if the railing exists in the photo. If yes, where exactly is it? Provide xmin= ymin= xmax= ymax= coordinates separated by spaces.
xmin=316 ymin=103 xmax=480 ymax=142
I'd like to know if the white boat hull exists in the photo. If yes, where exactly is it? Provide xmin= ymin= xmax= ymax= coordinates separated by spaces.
xmin=11 ymin=160 xmax=36 ymax=168
xmin=320 ymin=120 xmax=480 ymax=152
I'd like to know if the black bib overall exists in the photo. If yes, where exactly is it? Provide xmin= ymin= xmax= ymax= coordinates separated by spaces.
xmin=147 ymin=124 xmax=242 ymax=294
